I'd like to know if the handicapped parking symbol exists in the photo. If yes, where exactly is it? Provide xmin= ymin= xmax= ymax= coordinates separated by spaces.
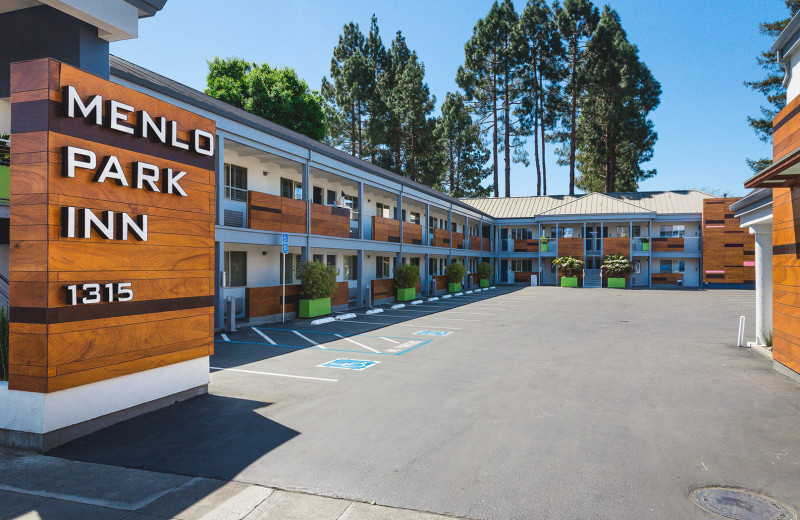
xmin=320 ymin=358 xmax=379 ymax=370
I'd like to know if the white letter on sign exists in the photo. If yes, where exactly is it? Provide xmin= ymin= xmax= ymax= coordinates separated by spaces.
xmin=95 ymin=156 xmax=129 ymax=186
xmin=107 ymin=100 xmax=135 ymax=135
xmin=62 ymin=86 xmax=102 ymax=125
xmin=62 ymin=146 xmax=96 ymax=178
xmin=162 ymin=168 xmax=188 ymax=196
xmin=133 ymin=162 xmax=160 ymax=192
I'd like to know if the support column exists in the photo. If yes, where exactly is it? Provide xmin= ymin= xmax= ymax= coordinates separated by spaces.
xmin=648 ymin=220 xmax=652 ymax=288
xmin=357 ymin=249 xmax=365 ymax=307
xmin=751 ymin=224 xmax=773 ymax=344
xmin=448 ymin=205 xmax=453 ymax=249
xmin=358 ymin=181 xmax=364 ymax=240
xmin=425 ymin=204 xmax=431 ymax=246
xmin=302 ymin=161 xmax=310 ymax=261
xmin=397 ymin=191 xmax=403 ymax=267
xmin=423 ymin=252 xmax=430 ymax=296
xmin=215 ymin=240 xmax=225 ymax=329
xmin=215 ymin=134 xmax=225 ymax=226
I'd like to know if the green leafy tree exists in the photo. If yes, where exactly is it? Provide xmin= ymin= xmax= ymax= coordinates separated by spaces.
xmin=744 ymin=1 xmax=800 ymax=173
xmin=574 ymin=7 xmax=661 ymax=193
xmin=205 ymin=57 xmax=326 ymax=141
xmin=553 ymin=0 xmax=599 ymax=195
xmin=517 ymin=0 xmax=565 ymax=195
xmin=437 ymin=92 xmax=493 ymax=197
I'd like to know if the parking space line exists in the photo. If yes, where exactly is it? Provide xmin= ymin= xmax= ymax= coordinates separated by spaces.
xmin=220 ymin=334 xmax=230 ymax=342
xmin=211 ymin=366 xmax=338 ymax=382
xmin=343 ymin=320 xmax=461 ymax=329
xmin=292 ymin=330 xmax=322 ymax=347
xmin=252 ymin=327 xmax=276 ymax=345
xmin=379 ymin=337 xmax=399 ymax=343
xmin=334 ymin=333 xmax=381 ymax=353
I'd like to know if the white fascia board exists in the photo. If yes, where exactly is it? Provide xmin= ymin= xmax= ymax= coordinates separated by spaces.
xmin=735 ymin=204 xmax=773 ymax=228
xmin=40 ymin=0 xmax=139 ymax=41
xmin=536 ymin=213 xmax=656 ymax=222
xmin=652 ymin=214 xmax=702 ymax=222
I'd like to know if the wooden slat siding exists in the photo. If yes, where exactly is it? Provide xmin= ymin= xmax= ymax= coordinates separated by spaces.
xmin=8 ymin=59 xmax=215 ymax=393
xmin=433 ymin=228 xmax=450 ymax=248
xmin=310 ymin=203 xmax=350 ymax=238
xmin=513 ymin=272 xmax=536 ymax=283
xmin=773 ymin=93 xmax=800 ymax=161
xmin=467 ymin=273 xmax=480 ymax=286
xmin=245 ymin=281 xmax=349 ymax=318
xmin=652 ymin=273 xmax=683 ymax=285
xmin=650 ymin=237 xmax=684 ymax=252
xmin=513 ymin=239 xmax=539 ymax=252
xmin=602 ymin=237 xmax=630 ymax=256
xmin=559 ymin=238 xmax=584 ymax=258
xmin=433 ymin=275 xmax=447 ymax=290
xmin=452 ymin=232 xmax=464 ymax=249
xmin=248 ymin=191 xmax=308 ymax=234
xmin=402 ymin=221 xmax=423 ymax=245
xmin=701 ymin=198 xmax=756 ymax=284
xmin=482 ymin=237 xmax=491 ymax=251
xmin=370 ymin=277 xmax=422 ymax=301
xmin=372 ymin=215 xmax=401 ymax=243
xmin=772 ymin=187 xmax=800 ymax=374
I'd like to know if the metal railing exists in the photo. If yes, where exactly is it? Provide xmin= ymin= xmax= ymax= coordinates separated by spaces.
xmin=0 ymin=138 xmax=9 ymax=167
xmin=224 ymin=186 xmax=248 ymax=202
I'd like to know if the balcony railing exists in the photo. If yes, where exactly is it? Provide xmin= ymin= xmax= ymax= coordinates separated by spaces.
xmin=225 ymin=185 xmax=248 ymax=202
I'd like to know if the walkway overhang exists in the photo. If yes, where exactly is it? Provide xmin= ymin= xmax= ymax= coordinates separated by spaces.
xmin=745 ymin=146 xmax=800 ymax=189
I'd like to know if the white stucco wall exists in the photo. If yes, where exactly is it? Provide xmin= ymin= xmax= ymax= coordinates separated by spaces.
xmin=788 ymin=49 xmax=800 ymax=103
xmin=0 ymin=99 xmax=9 ymax=136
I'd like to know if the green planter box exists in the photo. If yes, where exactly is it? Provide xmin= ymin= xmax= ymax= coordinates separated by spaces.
xmin=540 ymin=243 xmax=548 ymax=252
xmin=479 ymin=279 xmax=490 ymax=288
xmin=397 ymin=287 xmax=416 ymax=301
xmin=448 ymin=282 xmax=462 ymax=293
xmin=607 ymin=277 xmax=626 ymax=288
xmin=560 ymin=276 xmax=578 ymax=288
xmin=299 ymin=297 xmax=331 ymax=318
xmin=642 ymin=243 xmax=649 ymax=251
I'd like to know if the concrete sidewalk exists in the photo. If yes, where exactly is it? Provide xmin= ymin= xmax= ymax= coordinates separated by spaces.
xmin=0 ymin=449 xmax=461 ymax=520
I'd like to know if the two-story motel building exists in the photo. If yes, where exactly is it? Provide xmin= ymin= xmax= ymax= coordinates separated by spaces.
xmin=69 ymin=56 xmax=755 ymax=327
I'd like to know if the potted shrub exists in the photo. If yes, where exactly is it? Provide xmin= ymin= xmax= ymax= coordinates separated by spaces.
xmin=446 ymin=261 xmax=467 ymax=293
xmin=296 ymin=260 xmax=337 ymax=318
xmin=477 ymin=261 xmax=492 ymax=288
xmin=602 ymin=254 xmax=631 ymax=289
xmin=394 ymin=263 xmax=419 ymax=302
xmin=552 ymin=256 xmax=584 ymax=287
xmin=540 ymin=235 xmax=549 ymax=252
xmin=641 ymin=237 xmax=650 ymax=251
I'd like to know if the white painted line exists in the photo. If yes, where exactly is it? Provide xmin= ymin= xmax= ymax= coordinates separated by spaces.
xmin=442 ymin=294 xmax=452 ymax=299
xmin=701 ymin=462 xmax=709 ymax=471
xmin=292 ymin=330 xmax=321 ymax=347
xmin=220 ymin=334 xmax=230 ymax=342
xmin=211 ymin=366 xmax=338 ymax=382
xmin=365 ymin=308 xmax=384 ymax=314
xmin=379 ymin=337 xmax=399 ymax=344
xmin=334 ymin=333 xmax=381 ymax=353
xmin=391 ymin=303 xmax=406 ymax=309
xmin=251 ymin=328 xmax=276 ymax=345
xmin=335 ymin=313 xmax=357 ymax=320
xmin=410 ymin=300 xmax=424 ymax=305
xmin=311 ymin=317 xmax=336 ymax=325
xmin=428 ymin=297 xmax=439 ymax=301
xmin=415 ymin=316 xmax=479 ymax=321
xmin=344 ymin=320 xmax=461 ymax=329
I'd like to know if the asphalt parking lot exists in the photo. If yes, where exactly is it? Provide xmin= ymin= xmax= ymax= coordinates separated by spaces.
xmin=53 ymin=287 xmax=800 ymax=520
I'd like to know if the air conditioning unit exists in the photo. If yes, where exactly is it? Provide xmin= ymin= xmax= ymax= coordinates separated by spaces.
xmin=224 ymin=209 xmax=245 ymax=228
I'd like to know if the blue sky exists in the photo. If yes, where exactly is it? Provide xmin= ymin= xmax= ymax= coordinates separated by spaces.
xmin=112 ymin=0 xmax=788 ymax=197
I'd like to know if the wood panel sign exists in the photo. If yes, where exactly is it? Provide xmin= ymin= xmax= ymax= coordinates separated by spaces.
xmin=8 ymin=59 xmax=216 ymax=393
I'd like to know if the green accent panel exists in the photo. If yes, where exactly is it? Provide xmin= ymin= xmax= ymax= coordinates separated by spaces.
xmin=397 ymin=287 xmax=416 ymax=301
xmin=0 ymin=166 xmax=9 ymax=201
xmin=540 ymin=243 xmax=548 ymax=252
xmin=479 ymin=279 xmax=490 ymax=288
xmin=299 ymin=297 xmax=331 ymax=318
xmin=448 ymin=282 xmax=462 ymax=293
xmin=607 ymin=277 xmax=626 ymax=288
xmin=643 ymin=243 xmax=649 ymax=251
xmin=560 ymin=276 xmax=578 ymax=288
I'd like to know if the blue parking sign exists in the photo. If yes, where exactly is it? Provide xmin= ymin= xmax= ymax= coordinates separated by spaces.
xmin=320 ymin=359 xmax=379 ymax=370
xmin=282 ymin=243 xmax=288 ymax=254
xmin=282 ymin=233 xmax=289 ymax=243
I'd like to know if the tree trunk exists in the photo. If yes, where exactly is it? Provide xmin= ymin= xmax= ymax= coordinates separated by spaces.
xmin=410 ymin=133 xmax=417 ymax=182
xmin=357 ymin=104 xmax=363 ymax=159
xmin=533 ymin=65 xmax=542 ymax=197
xmin=504 ymin=70 xmax=511 ymax=198
xmin=449 ymin=143 xmax=455 ymax=195
xmin=569 ymin=46 xmax=578 ymax=195
xmin=395 ymin=135 xmax=401 ymax=175
xmin=351 ymin=102 xmax=357 ymax=157
xmin=492 ymin=71 xmax=499 ymax=198
xmin=541 ymin=104 xmax=547 ymax=196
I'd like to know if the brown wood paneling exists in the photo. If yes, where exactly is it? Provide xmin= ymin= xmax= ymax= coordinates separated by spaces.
xmin=603 ymin=237 xmax=630 ymax=256
xmin=8 ymin=59 xmax=215 ymax=393
xmin=248 ymin=191 xmax=309 ymax=234
xmin=433 ymin=275 xmax=447 ymax=290
xmin=651 ymin=273 xmax=683 ymax=285
xmin=701 ymin=198 xmax=755 ymax=284
xmin=650 ymin=237 xmax=684 ymax=252
xmin=245 ymin=281 xmax=349 ymax=318
xmin=310 ymin=203 xmax=350 ymax=238
xmin=452 ymin=232 xmax=464 ymax=249
xmin=372 ymin=215 xmax=401 ymax=243
xmin=402 ymin=221 xmax=423 ymax=245
xmin=513 ymin=271 xmax=536 ymax=283
xmin=433 ymin=228 xmax=451 ymax=248
xmin=559 ymin=238 xmax=584 ymax=258
xmin=513 ymin=239 xmax=539 ymax=252
xmin=772 ymin=187 xmax=800 ymax=374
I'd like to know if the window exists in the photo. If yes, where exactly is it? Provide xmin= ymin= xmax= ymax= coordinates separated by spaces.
xmin=632 ymin=225 xmax=641 ymax=238
xmin=327 ymin=255 xmax=336 ymax=269
xmin=563 ymin=227 xmax=574 ymax=238
xmin=376 ymin=256 xmax=391 ymax=278
xmin=376 ymin=202 xmax=391 ymax=218
xmin=510 ymin=228 xmax=533 ymax=240
xmin=313 ymin=254 xmax=323 ymax=263
xmin=410 ymin=212 xmax=421 ymax=225
xmin=224 ymin=164 xmax=247 ymax=202
xmin=224 ymin=251 xmax=247 ymax=287
xmin=327 ymin=190 xmax=337 ymax=205
xmin=409 ymin=257 xmax=420 ymax=267
xmin=511 ymin=260 xmax=533 ymax=272
xmin=343 ymin=255 xmax=357 ymax=280
xmin=281 ymin=178 xmax=302 ymax=200
xmin=633 ymin=260 xmax=641 ymax=274
xmin=660 ymin=260 xmax=685 ymax=273
xmin=660 ymin=225 xmax=685 ymax=238
xmin=616 ymin=226 xmax=630 ymax=238
xmin=312 ymin=187 xmax=324 ymax=205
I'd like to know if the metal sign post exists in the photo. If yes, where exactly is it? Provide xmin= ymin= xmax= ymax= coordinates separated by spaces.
xmin=282 ymin=233 xmax=288 ymax=323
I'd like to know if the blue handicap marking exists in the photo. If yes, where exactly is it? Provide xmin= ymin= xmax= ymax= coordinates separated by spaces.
xmin=320 ymin=358 xmax=379 ymax=370
xmin=282 ymin=233 xmax=289 ymax=243
xmin=282 ymin=243 xmax=288 ymax=254
xmin=414 ymin=330 xmax=452 ymax=337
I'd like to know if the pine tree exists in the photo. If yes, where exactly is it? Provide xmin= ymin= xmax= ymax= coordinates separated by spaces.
xmin=438 ymin=92 xmax=493 ymax=198
xmin=517 ymin=0 xmax=564 ymax=196
xmin=327 ymin=23 xmax=369 ymax=157
xmin=553 ymin=0 xmax=599 ymax=195
xmin=744 ymin=1 xmax=800 ymax=172
xmin=574 ymin=7 xmax=661 ymax=193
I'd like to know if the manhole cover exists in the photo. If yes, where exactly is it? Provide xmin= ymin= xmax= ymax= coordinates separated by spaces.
xmin=693 ymin=487 xmax=795 ymax=520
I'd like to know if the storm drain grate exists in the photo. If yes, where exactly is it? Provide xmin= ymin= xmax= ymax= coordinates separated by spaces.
xmin=692 ymin=487 xmax=795 ymax=520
